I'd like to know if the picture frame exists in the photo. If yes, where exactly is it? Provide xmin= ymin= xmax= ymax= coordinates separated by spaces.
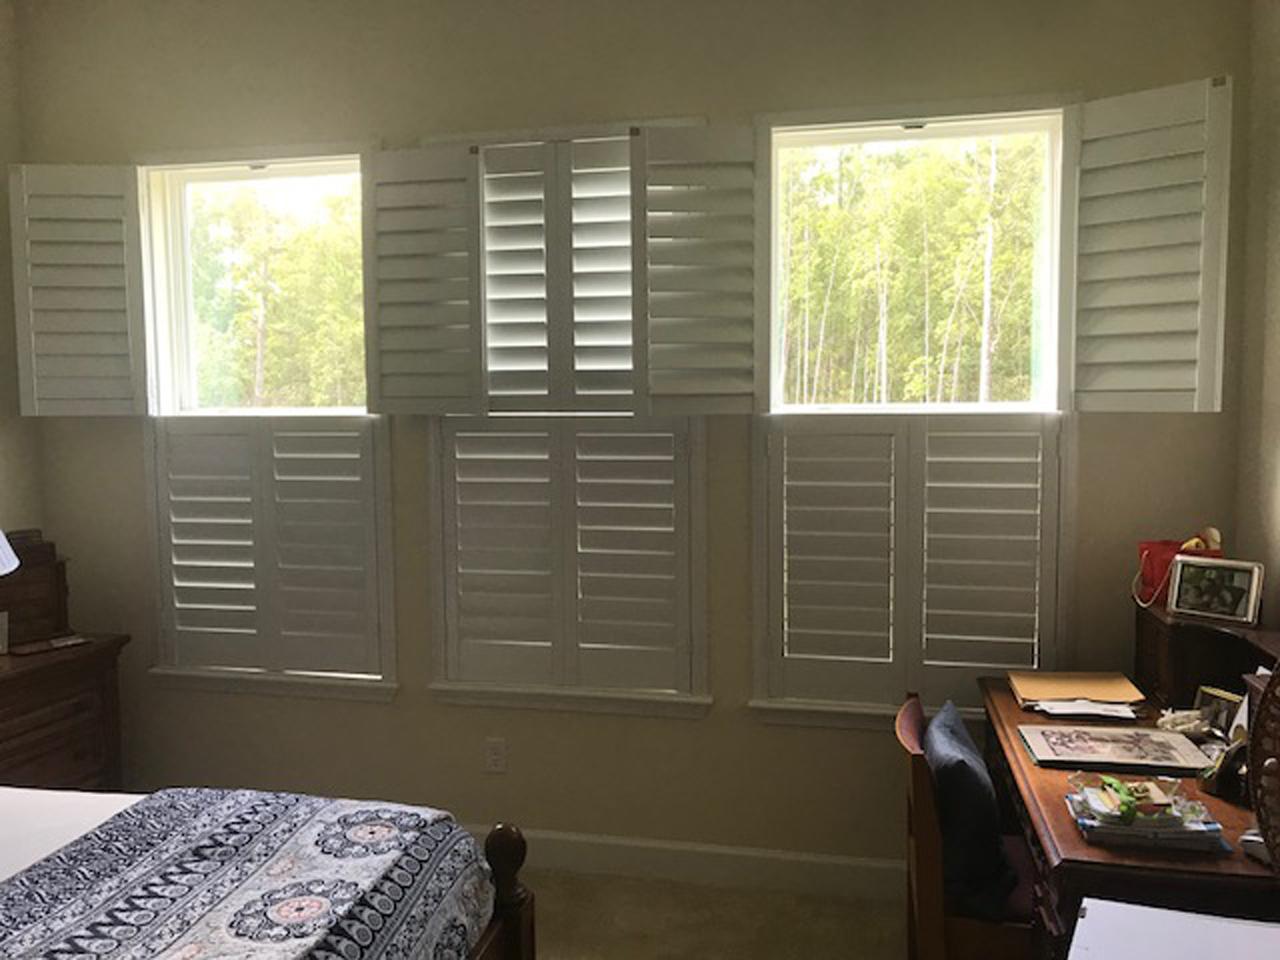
xmin=1167 ymin=554 xmax=1264 ymax=625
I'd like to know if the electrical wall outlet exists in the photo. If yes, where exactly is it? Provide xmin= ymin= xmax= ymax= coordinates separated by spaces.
xmin=484 ymin=737 xmax=507 ymax=774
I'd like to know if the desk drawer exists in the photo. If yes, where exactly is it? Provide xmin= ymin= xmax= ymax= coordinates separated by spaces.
xmin=0 ymin=683 xmax=107 ymax=787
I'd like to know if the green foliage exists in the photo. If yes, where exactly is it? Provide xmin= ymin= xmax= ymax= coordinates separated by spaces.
xmin=778 ymin=133 xmax=1049 ymax=406
xmin=187 ymin=176 xmax=366 ymax=409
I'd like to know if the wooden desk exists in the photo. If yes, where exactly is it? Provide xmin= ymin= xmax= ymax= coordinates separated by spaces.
xmin=981 ymin=678 xmax=1280 ymax=957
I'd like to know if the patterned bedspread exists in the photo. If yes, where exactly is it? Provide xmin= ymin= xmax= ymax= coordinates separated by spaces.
xmin=0 ymin=789 xmax=494 ymax=960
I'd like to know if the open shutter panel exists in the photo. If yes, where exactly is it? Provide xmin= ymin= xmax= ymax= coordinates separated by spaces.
xmin=156 ymin=418 xmax=262 ymax=670
xmin=915 ymin=415 xmax=1058 ymax=708
xmin=9 ymin=165 xmax=146 ymax=416
xmin=633 ymin=127 xmax=756 ymax=414
xmin=442 ymin=419 xmax=562 ymax=684
xmin=364 ymin=145 xmax=484 ymax=413
xmin=768 ymin=417 xmax=909 ymax=703
xmin=571 ymin=420 xmax=690 ymax=692
xmin=268 ymin=418 xmax=383 ymax=676
xmin=1073 ymin=77 xmax=1231 ymax=413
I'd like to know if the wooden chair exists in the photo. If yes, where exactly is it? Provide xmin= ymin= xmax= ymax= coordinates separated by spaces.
xmin=895 ymin=694 xmax=1035 ymax=960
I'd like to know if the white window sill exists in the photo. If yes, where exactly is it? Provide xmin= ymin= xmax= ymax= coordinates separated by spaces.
xmin=430 ymin=682 xmax=712 ymax=718
xmin=150 ymin=666 xmax=398 ymax=702
xmin=748 ymin=697 xmax=985 ymax=729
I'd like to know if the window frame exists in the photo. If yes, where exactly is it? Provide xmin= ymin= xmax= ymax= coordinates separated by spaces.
xmin=427 ymin=414 xmax=711 ymax=717
xmin=142 ymin=153 xmax=366 ymax=417
xmin=755 ymin=95 xmax=1078 ymax=417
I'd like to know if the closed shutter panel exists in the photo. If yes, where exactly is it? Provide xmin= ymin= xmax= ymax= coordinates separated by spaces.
xmin=365 ymin=145 xmax=484 ymax=413
xmin=1073 ymin=77 xmax=1231 ymax=413
xmin=767 ymin=417 xmax=910 ymax=703
xmin=442 ymin=419 xmax=561 ymax=684
xmin=156 ymin=419 xmax=262 ymax=669
xmin=571 ymin=138 xmax=634 ymax=408
xmin=572 ymin=420 xmax=690 ymax=691
xmin=156 ymin=417 xmax=388 ymax=678
xmin=9 ymin=165 xmax=146 ymax=416
xmin=916 ymin=415 xmax=1059 ymax=708
xmin=632 ymin=127 xmax=756 ymax=414
xmin=269 ymin=418 xmax=382 ymax=675
xmin=483 ymin=143 xmax=554 ymax=409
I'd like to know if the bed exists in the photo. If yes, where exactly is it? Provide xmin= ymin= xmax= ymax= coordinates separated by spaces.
xmin=0 ymin=786 xmax=534 ymax=960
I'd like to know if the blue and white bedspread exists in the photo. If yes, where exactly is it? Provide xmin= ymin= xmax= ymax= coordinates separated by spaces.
xmin=0 ymin=789 xmax=494 ymax=960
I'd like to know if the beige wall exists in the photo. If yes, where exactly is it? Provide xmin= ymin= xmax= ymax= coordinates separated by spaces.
xmin=5 ymin=0 xmax=1253 ymax=862
xmin=0 ymin=0 xmax=41 ymax=529
xmin=1236 ymin=0 xmax=1280 ymax=621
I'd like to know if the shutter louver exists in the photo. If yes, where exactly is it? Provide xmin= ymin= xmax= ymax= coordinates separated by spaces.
xmin=633 ymin=127 xmax=756 ymax=414
xmin=365 ymin=145 xmax=484 ymax=413
xmin=916 ymin=415 xmax=1059 ymax=707
xmin=443 ymin=420 xmax=560 ymax=684
xmin=571 ymin=138 xmax=634 ymax=408
xmin=572 ymin=422 xmax=689 ymax=691
xmin=9 ymin=165 xmax=146 ymax=416
xmin=156 ymin=417 xmax=388 ymax=679
xmin=1073 ymin=78 xmax=1231 ymax=413
xmin=483 ymin=143 xmax=553 ymax=408
xmin=270 ymin=418 xmax=382 ymax=675
xmin=768 ymin=418 xmax=908 ymax=703
xmin=157 ymin=419 xmax=261 ymax=669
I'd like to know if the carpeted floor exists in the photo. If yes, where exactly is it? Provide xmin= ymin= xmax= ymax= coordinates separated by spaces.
xmin=525 ymin=869 xmax=906 ymax=959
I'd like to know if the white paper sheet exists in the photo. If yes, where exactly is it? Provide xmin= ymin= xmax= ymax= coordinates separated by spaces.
xmin=1068 ymin=898 xmax=1280 ymax=959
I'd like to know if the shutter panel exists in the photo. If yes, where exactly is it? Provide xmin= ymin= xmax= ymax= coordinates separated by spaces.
xmin=767 ymin=417 xmax=910 ymax=703
xmin=916 ymin=415 xmax=1059 ymax=708
xmin=156 ymin=418 xmax=262 ymax=669
xmin=442 ymin=419 xmax=561 ymax=684
xmin=483 ymin=143 xmax=554 ymax=409
xmin=571 ymin=420 xmax=689 ymax=691
xmin=9 ymin=165 xmax=146 ymax=416
xmin=364 ymin=145 xmax=484 ymax=413
xmin=571 ymin=138 xmax=634 ymax=408
xmin=633 ymin=127 xmax=757 ymax=414
xmin=1073 ymin=77 xmax=1231 ymax=412
xmin=269 ymin=418 xmax=382 ymax=675
xmin=156 ymin=417 xmax=388 ymax=678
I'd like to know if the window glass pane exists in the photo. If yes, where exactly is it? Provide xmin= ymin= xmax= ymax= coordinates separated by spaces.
xmin=185 ymin=167 xmax=364 ymax=409
xmin=775 ymin=123 xmax=1054 ymax=408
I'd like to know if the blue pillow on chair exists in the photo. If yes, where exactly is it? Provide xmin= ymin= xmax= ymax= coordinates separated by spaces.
xmin=922 ymin=700 xmax=1017 ymax=920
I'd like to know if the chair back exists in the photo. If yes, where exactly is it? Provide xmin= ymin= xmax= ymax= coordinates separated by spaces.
xmin=896 ymin=694 xmax=947 ymax=960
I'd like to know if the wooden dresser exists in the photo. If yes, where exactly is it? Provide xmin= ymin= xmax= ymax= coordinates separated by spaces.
xmin=0 ymin=635 xmax=128 ymax=790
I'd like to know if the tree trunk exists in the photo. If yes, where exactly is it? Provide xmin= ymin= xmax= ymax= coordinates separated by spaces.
xmin=978 ymin=141 xmax=997 ymax=403
xmin=874 ymin=240 xmax=890 ymax=403
xmin=809 ymin=252 xmax=839 ymax=404
xmin=921 ymin=192 xmax=931 ymax=403
xmin=253 ymin=256 xmax=269 ymax=406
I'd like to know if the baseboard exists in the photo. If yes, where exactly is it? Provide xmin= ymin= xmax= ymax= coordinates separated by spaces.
xmin=463 ymin=823 xmax=905 ymax=902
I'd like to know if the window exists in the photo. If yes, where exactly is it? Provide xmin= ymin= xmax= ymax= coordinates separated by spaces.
xmin=151 ymin=415 xmax=394 ymax=690
xmin=145 ymin=157 xmax=365 ymax=413
xmin=433 ymin=416 xmax=707 ymax=709
xmin=771 ymin=114 xmax=1061 ymax=412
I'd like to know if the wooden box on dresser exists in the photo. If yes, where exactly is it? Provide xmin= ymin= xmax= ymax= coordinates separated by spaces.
xmin=0 ymin=635 xmax=128 ymax=790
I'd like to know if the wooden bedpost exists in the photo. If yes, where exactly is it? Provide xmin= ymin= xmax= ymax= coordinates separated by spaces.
xmin=484 ymin=823 xmax=536 ymax=959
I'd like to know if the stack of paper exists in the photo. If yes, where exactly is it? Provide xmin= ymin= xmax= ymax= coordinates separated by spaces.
xmin=1065 ymin=793 xmax=1228 ymax=853
xmin=1009 ymin=671 xmax=1143 ymax=719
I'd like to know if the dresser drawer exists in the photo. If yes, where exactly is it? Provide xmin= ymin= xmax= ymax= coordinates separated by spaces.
xmin=0 ymin=683 xmax=107 ymax=787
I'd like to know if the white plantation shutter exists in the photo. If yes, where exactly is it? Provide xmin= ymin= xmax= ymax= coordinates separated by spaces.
xmin=916 ymin=416 xmax=1059 ymax=708
xmin=155 ymin=416 xmax=390 ymax=679
xmin=765 ymin=417 xmax=910 ymax=703
xmin=442 ymin=421 xmax=562 ymax=685
xmin=572 ymin=422 xmax=691 ymax=690
xmin=632 ymin=127 xmax=756 ymax=414
xmin=761 ymin=415 xmax=1058 ymax=708
xmin=1072 ymin=77 xmax=1231 ymax=412
xmin=364 ymin=145 xmax=484 ymax=413
xmin=439 ymin=417 xmax=699 ymax=693
xmin=9 ymin=165 xmax=146 ymax=416
xmin=482 ymin=137 xmax=635 ymax=412
xmin=483 ymin=143 xmax=554 ymax=408
xmin=571 ymin=138 xmax=634 ymax=408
